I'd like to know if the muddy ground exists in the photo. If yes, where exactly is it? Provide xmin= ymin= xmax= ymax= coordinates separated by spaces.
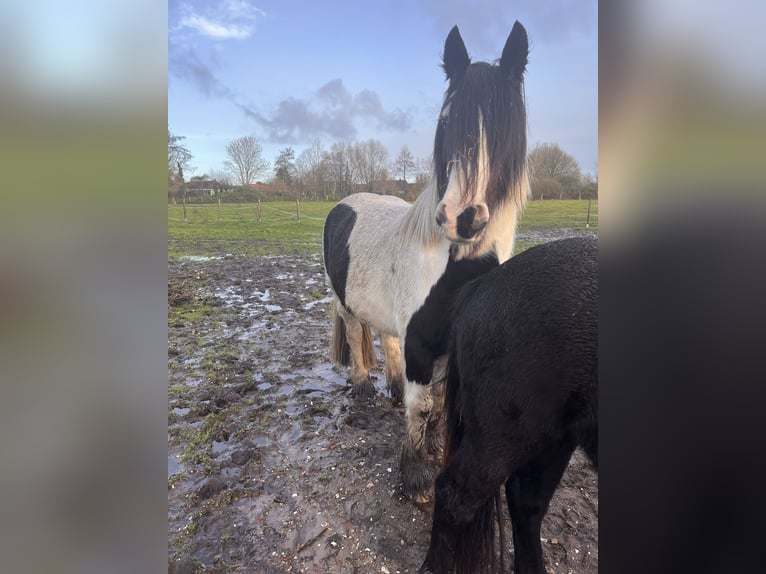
xmin=168 ymin=228 xmax=598 ymax=573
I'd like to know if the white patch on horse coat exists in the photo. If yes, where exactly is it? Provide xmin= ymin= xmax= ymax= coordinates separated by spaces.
xmin=341 ymin=192 xmax=450 ymax=338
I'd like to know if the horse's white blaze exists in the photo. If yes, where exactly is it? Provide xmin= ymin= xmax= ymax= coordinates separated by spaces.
xmin=436 ymin=111 xmax=491 ymax=244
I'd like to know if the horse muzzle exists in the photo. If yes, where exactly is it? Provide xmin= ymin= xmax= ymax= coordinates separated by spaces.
xmin=436 ymin=202 xmax=489 ymax=243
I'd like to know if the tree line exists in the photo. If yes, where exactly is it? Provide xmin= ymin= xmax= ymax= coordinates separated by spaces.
xmin=169 ymin=130 xmax=596 ymax=203
xmin=527 ymin=142 xmax=598 ymax=200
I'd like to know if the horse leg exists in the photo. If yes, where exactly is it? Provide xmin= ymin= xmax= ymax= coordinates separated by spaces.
xmin=504 ymin=439 xmax=578 ymax=574
xmin=336 ymin=306 xmax=377 ymax=399
xmin=400 ymin=379 xmax=435 ymax=502
xmin=380 ymin=333 xmax=404 ymax=405
xmin=425 ymin=356 xmax=447 ymax=460
xmin=421 ymin=440 xmax=508 ymax=574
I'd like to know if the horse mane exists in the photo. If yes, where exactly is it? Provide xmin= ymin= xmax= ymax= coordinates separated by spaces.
xmin=396 ymin=175 xmax=442 ymax=248
xmin=435 ymin=62 xmax=528 ymax=214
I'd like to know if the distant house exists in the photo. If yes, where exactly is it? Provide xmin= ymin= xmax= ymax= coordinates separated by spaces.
xmin=185 ymin=179 xmax=220 ymax=197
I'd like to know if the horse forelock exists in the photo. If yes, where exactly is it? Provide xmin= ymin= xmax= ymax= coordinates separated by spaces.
xmin=434 ymin=62 xmax=527 ymax=213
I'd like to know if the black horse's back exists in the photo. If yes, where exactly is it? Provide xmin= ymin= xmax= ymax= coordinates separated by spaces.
xmin=322 ymin=203 xmax=357 ymax=309
xmin=452 ymin=236 xmax=598 ymax=459
xmin=425 ymin=237 xmax=598 ymax=574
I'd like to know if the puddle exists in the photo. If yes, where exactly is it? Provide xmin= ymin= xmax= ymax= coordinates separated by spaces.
xmin=179 ymin=255 xmax=220 ymax=262
xmin=212 ymin=440 xmax=228 ymax=454
xmin=168 ymin=453 xmax=182 ymax=477
xmin=303 ymin=295 xmax=334 ymax=310
xmin=286 ymin=422 xmax=303 ymax=440
xmin=256 ymin=382 xmax=273 ymax=391
xmin=284 ymin=405 xmax=301 ymax=416
xmin=256 ymin=289 xmax=271 ymax=302
xmin=172 ymin=407 xmax=190 ymax=416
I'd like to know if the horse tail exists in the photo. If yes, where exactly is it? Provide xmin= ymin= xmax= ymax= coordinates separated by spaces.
xmin=360 ymin=324 xmax=377 ymax=371
xmin=330 ymin=304 xmax=377 ymax=371
xmin=330 ymin=304 xmax=350 ymax=366
xmin=582 ymin=377 xmax=598 ymax=469
xmin=442 ymin=346 xmax=463 ymax=467
xmin=443 ymin=326 xmax=502 ymax=574
xmin=452 ymin=494 xmax=499 ymax=574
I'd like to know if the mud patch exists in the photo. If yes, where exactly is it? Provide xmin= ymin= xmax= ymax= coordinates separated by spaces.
xmin=168 ymin=247 xmax=597 ymax=572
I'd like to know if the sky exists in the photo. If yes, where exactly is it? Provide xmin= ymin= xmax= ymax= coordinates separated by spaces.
xmin=169 ymin=0 xmax=598 ymax=180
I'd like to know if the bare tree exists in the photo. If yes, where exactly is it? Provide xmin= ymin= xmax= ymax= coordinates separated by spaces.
xmin=353 ymin=139 xmax=389 ymax=193
xmin=323 ymin=142 xmax=353 ymax=198
xmin=295 ymin=139 xmax=327 ymax=199
xmin=393 ymin=145 xmax=416 ymax=182
xmin=208 ymin=168 xmax=232 ymax=188
xmin=528 ymin=142 xmax=582 ymax=199
xmin=528 ymin=142 xmax=581 ymax=180
xmin=224 ymin=136 xmax=270 ymax=188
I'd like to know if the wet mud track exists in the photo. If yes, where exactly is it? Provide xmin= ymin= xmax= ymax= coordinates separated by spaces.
xmin=168 ymin=243 xmax=597 ymax=573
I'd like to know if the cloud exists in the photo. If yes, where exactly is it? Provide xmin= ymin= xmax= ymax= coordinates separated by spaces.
xmin=245 ymin=79 xmax=413 ymax=144
xmin=169 ymin=48 xmax=233 ymax=98
xmin=173 ymin=0 xmax=264 ymax=40
xmin=178 ymin=15 xmax=252 ymax=39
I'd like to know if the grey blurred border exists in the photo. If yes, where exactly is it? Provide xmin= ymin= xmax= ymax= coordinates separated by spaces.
xmin=0 ymin=1 xmax=167 ymax=572
xmin=600 ymin=1 xmax=766 ymax=573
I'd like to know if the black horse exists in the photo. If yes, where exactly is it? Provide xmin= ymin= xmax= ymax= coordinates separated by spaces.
xmin=421 ymin=237 xmax=598 ymax=574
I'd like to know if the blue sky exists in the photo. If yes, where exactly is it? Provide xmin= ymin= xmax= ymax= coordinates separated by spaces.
xmin=169 ymin=0 xmax=597 ymax=179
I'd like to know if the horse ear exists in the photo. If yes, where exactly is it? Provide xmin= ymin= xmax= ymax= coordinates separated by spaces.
xmin=442 ymin=25 xmax=470 ymax=83
xmin=499 ymin=21 xmax=528 ymax=80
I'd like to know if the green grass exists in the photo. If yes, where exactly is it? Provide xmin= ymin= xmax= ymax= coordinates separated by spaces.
xmin=168 ymin=199 xmax=597 ymax=259
xmin=168 ymin=201 xmax=329 ymax=258
xmin=517 ymin=199 xmax=598 ymax=232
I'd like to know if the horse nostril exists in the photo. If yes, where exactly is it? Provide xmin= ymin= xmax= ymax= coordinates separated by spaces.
xmin=456 ymin=206 xmax=478 ymax=238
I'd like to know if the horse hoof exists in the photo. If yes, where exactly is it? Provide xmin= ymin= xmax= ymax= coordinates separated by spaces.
xmin=350 ymin=379 xmax=376 ymax=400
xmin=400 ymin=456 xmax=435 ymax=501
xmin=414 ymin=492 xmax=431 ymax=505
xmin=389 ymin=385 xmax=404 ymax=406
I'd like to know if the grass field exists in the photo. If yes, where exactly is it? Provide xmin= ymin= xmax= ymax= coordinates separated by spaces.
xmin=168 ymin=199 xmax=597 ymax=258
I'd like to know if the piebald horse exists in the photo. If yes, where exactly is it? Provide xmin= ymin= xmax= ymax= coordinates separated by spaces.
xmin=323 ymin=22 xmax=529 ymax=501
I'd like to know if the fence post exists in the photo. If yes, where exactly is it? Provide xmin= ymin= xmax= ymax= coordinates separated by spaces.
xmin=257 ymin=198 xmax=262 ymax=222
xmin=217 ymin=195 xmax=222 ymax=222
xmin=296 ymin=198 xmax=301 ymax=223
xmin=586 ymin=199 xmax=592 ymax=228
